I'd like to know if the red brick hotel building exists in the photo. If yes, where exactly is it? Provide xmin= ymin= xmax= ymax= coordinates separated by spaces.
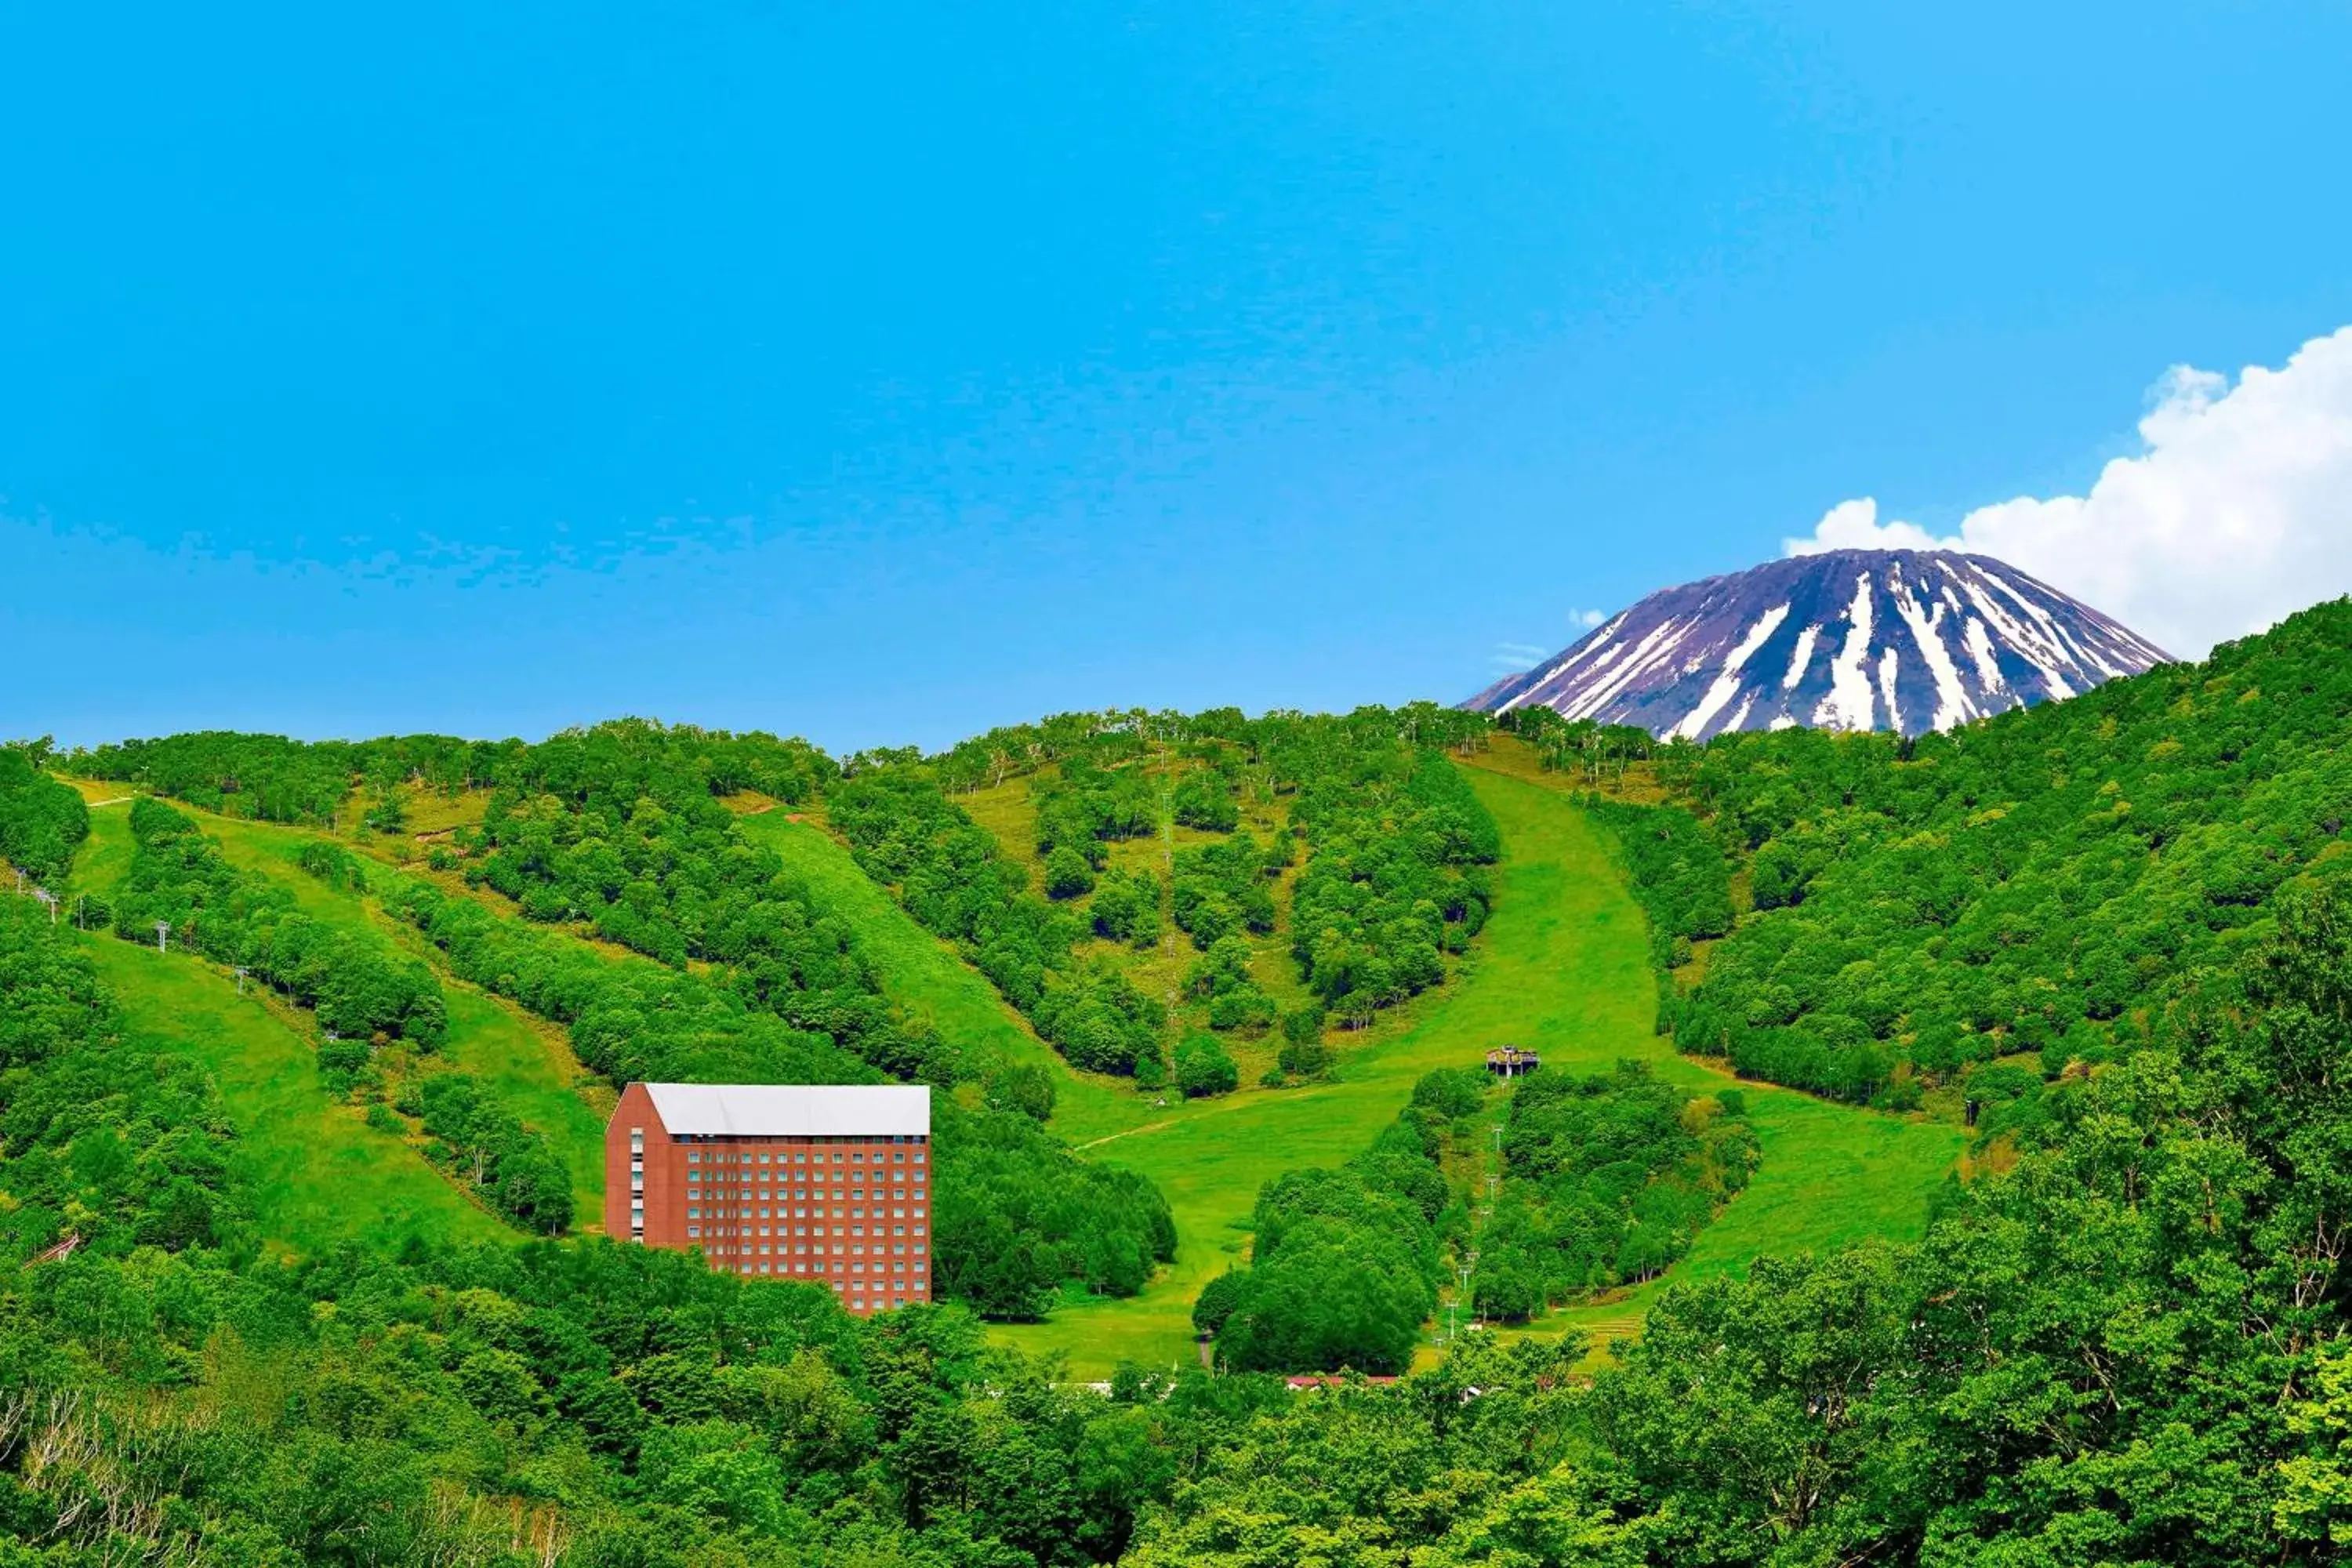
xmin=606 ymin=1083 xmax=931 ymax=1314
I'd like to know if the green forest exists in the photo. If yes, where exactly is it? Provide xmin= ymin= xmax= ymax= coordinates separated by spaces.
xmin=5 ymin=601 xmax=2352 ymax=1561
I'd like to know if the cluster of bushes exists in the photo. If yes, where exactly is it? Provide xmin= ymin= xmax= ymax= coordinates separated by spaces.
xmin=0 ymin=744 xmax=90 ymax=887
xmin=1634 ymin=601 xmax=2352 ymax=1104
xmin=1581 ymin=797 xmax=1735 ymax=975
xmin=1192 ymin=1069 xmax=1468 ymax=1373
xmin=1172 ymin=1030 xmax=1240 ymax=1097
xmin=1184 ymin=936 xmax=1277 ymax=1037
xmin=929 ymin=1100 xmax=1178 ymax=1316
xmin=1287 ymin=746 xmax=1498 ymax=1025
xmin=1497 ymin=708 xmax=1661 ymax=786
xmin=1170 ymin=830 xmax=1282 ymax=950
xmin=1170 ymin=765 xmax=1241 ymax=830
xmin=401 ymin=1072 xmax=576 ymax=1235
xmin=1475 ymin=1062 xmax=1759 ymax=1318
xmin=71 ymin=729 xmax=485 ymax=824
xmin=458 ymin=738 xmax=850 ymax=981
xmin=832 ymin=769 xmax=1167 ymax=1078
xmin=1033 ymin=755 xmax=1158 ymax=893
xmin=112 ymin=798 xmax=448 ymax=1048
xmin=1032 ymin=959 xmax=1169 ymax=1079
xmin=1089 ymin=866 xmax=1162 ymax=946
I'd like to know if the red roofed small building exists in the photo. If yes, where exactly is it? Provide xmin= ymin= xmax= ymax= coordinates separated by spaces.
xmin=607 ymin=1082 xmax=932 ymax=1315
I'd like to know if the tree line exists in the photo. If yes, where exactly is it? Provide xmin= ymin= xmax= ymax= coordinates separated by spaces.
xmin=0 ymin=744 xmax=89 ymax=888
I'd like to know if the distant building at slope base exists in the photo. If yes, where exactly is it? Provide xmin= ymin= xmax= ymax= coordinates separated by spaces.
xmin=608 ymin=1082 xmax=932 ymax=1315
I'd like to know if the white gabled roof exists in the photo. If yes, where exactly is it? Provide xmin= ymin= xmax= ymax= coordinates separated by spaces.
xmin=641 ymin=1083 xmax=930 ymax=1138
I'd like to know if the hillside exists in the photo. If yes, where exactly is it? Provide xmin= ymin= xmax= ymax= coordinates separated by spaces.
xmin=11 ymin=619 xmax=2352 ymax=1559
xmin=1566 ymin=600 xmax=2352 ymax=1120
xmin=19 ymin=719 xmax=1964 ymax=1381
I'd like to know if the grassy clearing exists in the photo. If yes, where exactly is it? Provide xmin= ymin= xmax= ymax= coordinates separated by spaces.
xmin=82 ymin=933 xmax=514 ymax=1254
xmin=988 ymin=767 xmax=1961 ymax=1377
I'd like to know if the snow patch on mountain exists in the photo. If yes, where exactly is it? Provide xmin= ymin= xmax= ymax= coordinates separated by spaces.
xmin=1468 ymin=548 xmax=2171 ymax=740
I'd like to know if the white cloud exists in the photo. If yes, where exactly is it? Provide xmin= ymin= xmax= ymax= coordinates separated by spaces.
xmin=1489 ymin=612 xmax=1607 ymax=673
xmin=1489 ymin=640 xmax=1554 ymax=672
xmin=1784 ymin=325 xmax=2352 ymax=658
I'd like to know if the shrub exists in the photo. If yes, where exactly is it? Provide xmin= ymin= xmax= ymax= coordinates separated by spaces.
xmin=1174 ymin=1033 xmax=1239 ymax=1098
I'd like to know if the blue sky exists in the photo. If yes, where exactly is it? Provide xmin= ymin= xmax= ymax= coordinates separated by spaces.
xmin=5 ymin=2 xmax=2350 ymax=752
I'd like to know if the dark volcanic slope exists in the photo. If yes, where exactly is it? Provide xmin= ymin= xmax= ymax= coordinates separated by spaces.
xmin=1469 ymin=549 xmax=2172 ymax=739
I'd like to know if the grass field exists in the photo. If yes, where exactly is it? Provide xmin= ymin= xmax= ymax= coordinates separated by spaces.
xmin=81 ymin=933 xmax=514 ymax=1254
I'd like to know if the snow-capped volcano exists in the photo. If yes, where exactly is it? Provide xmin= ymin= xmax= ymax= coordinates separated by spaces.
xmin=1467 ymin=549 xmax=2171 ymax=740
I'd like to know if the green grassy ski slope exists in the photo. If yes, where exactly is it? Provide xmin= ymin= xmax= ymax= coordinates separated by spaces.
xmin=762 ymin=768 xmax=1962 ymax=1377
xmin=80 ymin=931 xmax=514 ymax=1254
xmin=64 ymin=796 xmax=606 ymax=1239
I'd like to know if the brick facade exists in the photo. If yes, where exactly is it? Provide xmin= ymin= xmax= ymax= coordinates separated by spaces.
xmin=606 ymin=1082 xmax=933 ymax=1315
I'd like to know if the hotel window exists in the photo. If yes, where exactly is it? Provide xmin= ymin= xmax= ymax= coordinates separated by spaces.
xmin=688 ymin=1225 xmax=701 ymax=1238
